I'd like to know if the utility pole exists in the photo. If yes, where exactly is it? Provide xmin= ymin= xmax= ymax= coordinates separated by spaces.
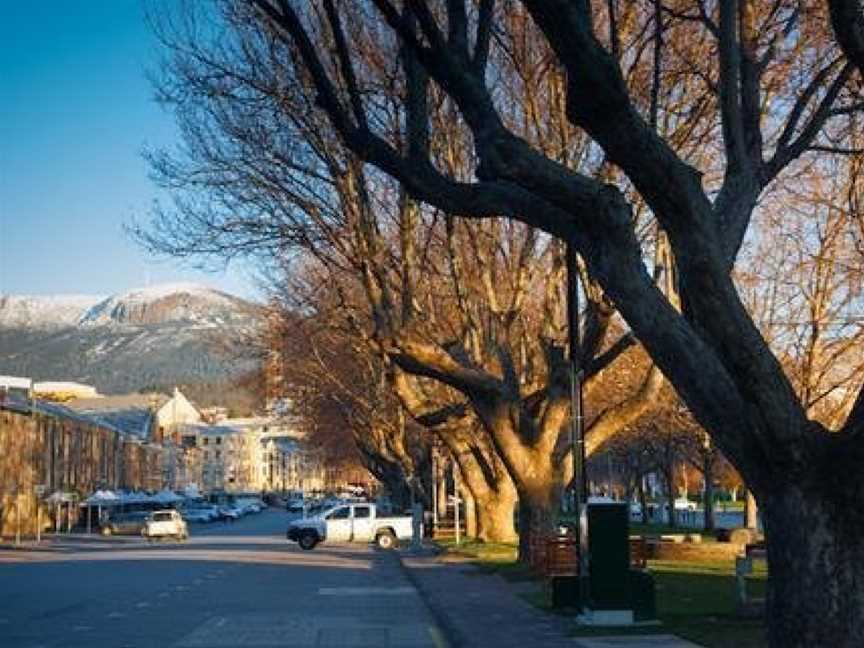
xmin=431 ymin=446 xmax=438 ymax=527
xmin=566 ymin=243 xmax=589 ymax=589
xmin=453 ymin=467 xmax=461 ymax=546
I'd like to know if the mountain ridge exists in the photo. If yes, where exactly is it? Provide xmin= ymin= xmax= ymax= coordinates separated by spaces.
xmin=0 ymin=283 xmax=263 ymax=394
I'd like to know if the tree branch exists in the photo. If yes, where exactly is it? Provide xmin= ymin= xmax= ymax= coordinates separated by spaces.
xmin=828 ymin=0 xmax=864 ymax=77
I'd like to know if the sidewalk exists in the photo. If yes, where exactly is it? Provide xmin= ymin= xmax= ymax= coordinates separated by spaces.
xmin=399 ymin=549 xmax=702 ymax=648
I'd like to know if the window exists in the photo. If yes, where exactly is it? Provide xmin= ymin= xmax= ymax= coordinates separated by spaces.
xmin=216 ymin=437 xmax=222 ymax=445
xmin=203 ymin=438 xmax=209 ymax=446
xmin=215 ymin=450 xmax=221 ymax=459
xmin=327 ymin=507 xmax=350 ymax=520
xmin=353 ymin=506 xmax=371 ymax=519
xmin=152 ymin=513 xmax=172 ymax=522
xmin=204 ymin=451 xmax=210 ymax=460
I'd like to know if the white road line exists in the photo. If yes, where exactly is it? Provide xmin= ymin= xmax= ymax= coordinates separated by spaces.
xmin=317 ymin=586 xmax=415 ymax=596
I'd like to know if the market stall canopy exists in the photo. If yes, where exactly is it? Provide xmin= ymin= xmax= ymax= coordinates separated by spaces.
xmin=83 ymin=490 xmax=120 ymax=505
xmin=153 ymin=489 xmax=183 ymax=504
xmin=45 ymin=491 xmax=76 ymax=503
xmin=116 ymin=490 xmax=154 ymax=505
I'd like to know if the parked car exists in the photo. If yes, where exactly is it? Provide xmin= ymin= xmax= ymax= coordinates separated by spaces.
xmin=183 ymin=507 xmax=216 ymax=523
xmin=142 ymin=510 xmax=188 ymax=541
xmin=218 ymin=505 xmax=241 ymax=520
xmin=100 ymin=511 xmax=150 ymax=536
xmin=286 ymin=503 xmax=415 ymax=551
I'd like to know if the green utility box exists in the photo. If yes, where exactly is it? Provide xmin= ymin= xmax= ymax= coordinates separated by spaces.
xmin=629 ymin=569 xmax=657 ymax=620
xmin=551 ymin=575 xmax=583 ymax=609
xmin=587 ymin=502 xmax=631 ymax=610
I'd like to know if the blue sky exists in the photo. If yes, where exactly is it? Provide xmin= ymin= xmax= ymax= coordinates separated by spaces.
xmin=0 ymin=1 xmax=255 ymax=298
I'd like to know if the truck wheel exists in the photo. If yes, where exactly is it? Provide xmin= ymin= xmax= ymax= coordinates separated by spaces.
xmin=298 ymin=531 xmax=319 ymax=550
xmin=376 ymin=531 xmax=397 ymax=550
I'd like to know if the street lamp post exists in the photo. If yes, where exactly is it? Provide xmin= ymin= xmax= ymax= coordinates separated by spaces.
xmin=566 ymin=243 xmax=589 ymax=593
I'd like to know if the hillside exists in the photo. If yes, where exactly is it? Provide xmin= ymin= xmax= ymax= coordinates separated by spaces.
xmin=0 ymin=283 xmax=264 ymax=394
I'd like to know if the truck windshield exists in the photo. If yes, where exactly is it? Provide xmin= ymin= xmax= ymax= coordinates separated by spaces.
xmin=327 ymin=507 xmax=350 ymax=520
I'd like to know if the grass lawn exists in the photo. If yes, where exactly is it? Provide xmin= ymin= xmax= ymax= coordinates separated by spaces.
xmin=435 ymin=539 xmax=768 ymax=648
xmin=650 ymin=559 xmax=767 ymax=648
xmin=629 ymin=523 xmax=720 ymax=540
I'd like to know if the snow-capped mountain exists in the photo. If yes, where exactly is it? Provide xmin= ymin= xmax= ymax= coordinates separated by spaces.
xmin=78 ymin=282 xmax=254 ymax=327
xmin=0 ymin=294 xmax=103 ymax=329
xmin=0 ymin=283 xmax=262 ymax=394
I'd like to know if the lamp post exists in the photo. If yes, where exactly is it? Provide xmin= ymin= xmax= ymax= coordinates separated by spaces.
xmin=566 ymin=243 xmax=589 ymax=589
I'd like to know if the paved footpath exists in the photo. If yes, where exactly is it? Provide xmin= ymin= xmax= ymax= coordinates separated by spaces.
xmin=399 ymin=551 xmax=702 ymax=648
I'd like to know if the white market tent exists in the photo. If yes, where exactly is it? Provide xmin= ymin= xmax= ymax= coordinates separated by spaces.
xmin=83 ymin=490 xmax=120 ymax=505
xmin=152 ymin=489 xmax=183 ymax=505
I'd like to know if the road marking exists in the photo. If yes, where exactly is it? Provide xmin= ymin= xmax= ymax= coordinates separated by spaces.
xmin=107 ymin=612 xmax=126 ymax=618
xmin=317 ymin=586 xmax=415 ymax=596
xmin=73 ymin=625 xmax=93 ymax=632
xmin=135 ymin=602 xmax=150 ymax=609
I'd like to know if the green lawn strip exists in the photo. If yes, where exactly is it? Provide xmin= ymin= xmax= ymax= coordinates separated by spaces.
xmin=435 ymin=539 xmax=768 ymax=647
xmin=650 ymin=559 xmax=767 ymax=648
xmin=434 ymin=538 xmax=518 ymax=562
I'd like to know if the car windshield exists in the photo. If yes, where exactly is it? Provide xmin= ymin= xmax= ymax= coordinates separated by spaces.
xmin=326 ymin=507 xmax=350 ymax=520
xmin=152 ymin=513 xmax=173 ymax=522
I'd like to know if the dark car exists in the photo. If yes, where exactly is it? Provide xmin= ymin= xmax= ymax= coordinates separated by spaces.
xmin=100 ymin=511 xmax=150 ymax=536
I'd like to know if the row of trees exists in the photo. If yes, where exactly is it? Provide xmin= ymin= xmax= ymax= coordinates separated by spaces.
xmin=135 ymin=2 xmax=864 ymax=646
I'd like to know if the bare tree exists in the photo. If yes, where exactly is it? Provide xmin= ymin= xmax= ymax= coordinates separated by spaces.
xmin=243 ymin=2 xmax=864 ymax=644
xmin=140 ymin=2 xmax=673 ymax=552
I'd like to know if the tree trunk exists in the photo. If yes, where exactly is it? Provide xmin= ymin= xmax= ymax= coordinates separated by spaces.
xmin=474 ymin=482 xmax=517 ymax=543
xmin=447 ymin=442 xmax=518 ymax=543
xmin=436 ymin=459 xmax=449 ymax=524
xmin=461 ymin=485 xmax=477 ymax=538
xmin=745 ymin=489 xmax=758 ymax=530
xmin=638 ymin=477 xmax=649 ymax=525
xmin=703 ymin=455 xmax=715 ymax=532
xmin=516 ymin=486 xmax=560 ymax=563
xmin=762 ymin=484 xmax=864 ymax=648
xmin=664 ymin=468 xmax=677 ymax=528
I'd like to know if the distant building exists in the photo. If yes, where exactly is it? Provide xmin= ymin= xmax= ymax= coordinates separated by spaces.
xmin=183 ymin=416 xmax=324 ymax=494
xmin=65 ymin=387 xmax=202 ymax=492
xmin=0 ymin=375 xmax=33 ymax=408
xmin=34 ymin=381 xmax=99 ymax=401
xmin=65 ymin=393 xmax=162 ymax=441
xmin=155 ymin=387 xmax=202 ymax=443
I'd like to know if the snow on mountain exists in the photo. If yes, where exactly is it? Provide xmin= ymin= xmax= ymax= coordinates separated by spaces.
xmin=0 ymin=294 xmax=103 ymax=329
xmin=77 ymin=282 xmax=252 ymax=327
xmin=0 ymin=283 xmax=262 ymax=394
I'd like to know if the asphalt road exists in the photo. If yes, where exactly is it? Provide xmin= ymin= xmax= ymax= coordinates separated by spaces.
xmin=0 ymin=509 xmax=444 ymax=648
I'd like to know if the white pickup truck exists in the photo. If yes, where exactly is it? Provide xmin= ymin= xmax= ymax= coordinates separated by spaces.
xmin=286 ymin=503 xmax=415 ymax=550
xmin=142 ymin=509 xmax=188 ymax=541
